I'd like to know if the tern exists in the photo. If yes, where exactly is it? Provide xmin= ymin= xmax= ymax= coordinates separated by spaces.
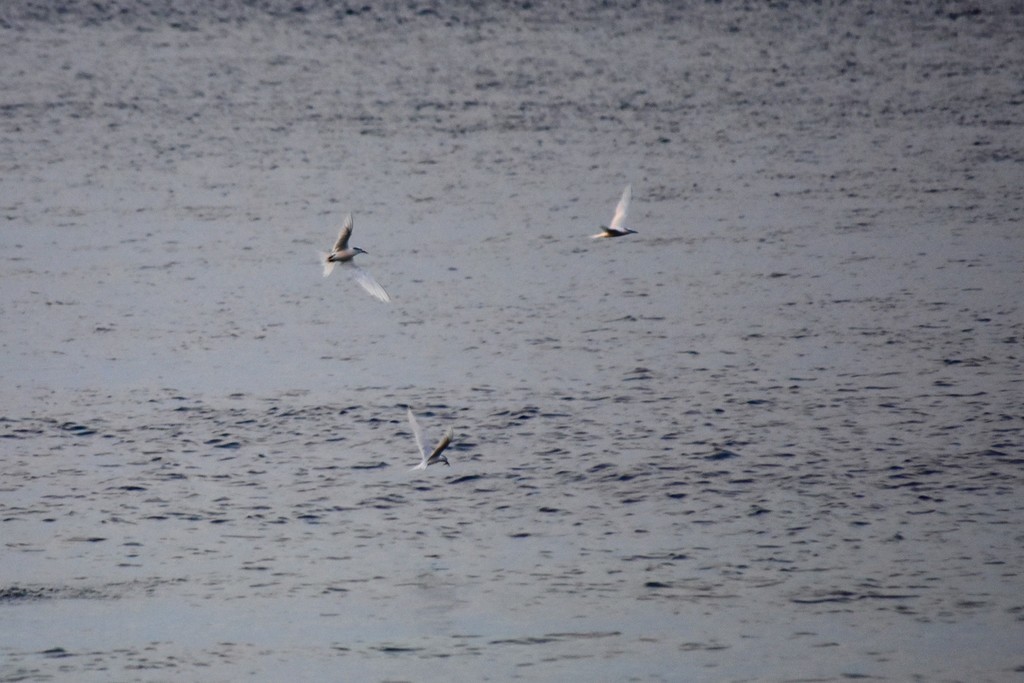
xmin=320 ymin=213 xmax=391 ymax=303
xmin=407 ymin=407 xmax=453 ymax=471
xmin=591 ymin=184 xmax=637 ymax=238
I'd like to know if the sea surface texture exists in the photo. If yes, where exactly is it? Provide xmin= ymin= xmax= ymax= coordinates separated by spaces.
xmin=1 ymin=1 xmax=1023 ymax=681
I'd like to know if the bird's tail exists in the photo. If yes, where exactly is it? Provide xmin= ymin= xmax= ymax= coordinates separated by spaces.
xmin=319 ymin=252 xmax=336 ymax=277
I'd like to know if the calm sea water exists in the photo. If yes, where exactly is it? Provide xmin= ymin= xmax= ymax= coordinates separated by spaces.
xmin=2 ymin=3 xmax=1022 ymax=681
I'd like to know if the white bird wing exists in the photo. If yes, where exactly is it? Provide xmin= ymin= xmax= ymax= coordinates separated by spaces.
xmin=348 ymin=264 xmax=391 ymax=303
xmin=331 ymin=213 xmax=354 ymax=252
xmin=609 ymin=184 xmax=631 ymax=230
xmin=429 ymin=426 xmax=454 ymax=461
xmin=319 ymin=251 xmax=337 ymax=277
xmin=407 ymin=407 xmax=426 ymax=462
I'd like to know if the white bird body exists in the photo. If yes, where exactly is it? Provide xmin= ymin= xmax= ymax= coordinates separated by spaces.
xmin=407 ymin=407 xmax=453 ymax=470
xmin=591 ymin=184 xmax=637 ymax=238
xmin=321 ymin=213 xmax=391 ymax=303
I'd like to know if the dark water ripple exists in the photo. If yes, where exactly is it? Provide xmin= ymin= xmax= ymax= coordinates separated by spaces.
xmin=3 ymin=386 xmax=1022 ymax=632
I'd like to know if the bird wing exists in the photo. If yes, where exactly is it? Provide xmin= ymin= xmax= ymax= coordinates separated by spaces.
xmin=348 ymin=264 xmax=391 ymax=303
xmin=407 ymin=407 xmax=426 ymax=462
xmin=331 ymin=213 xmax=354 ymax=252
xmin=609 ymin=184 xmax=631 ymax=230
xmin=319 ymin=251 xmax=337 ymax=277
xmin=429 ymin=426 xmax=454 ymax=461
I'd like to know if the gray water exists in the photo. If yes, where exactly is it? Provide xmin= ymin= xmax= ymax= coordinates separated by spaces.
xmin=2 ymin=2 xmax=1023 ymax=681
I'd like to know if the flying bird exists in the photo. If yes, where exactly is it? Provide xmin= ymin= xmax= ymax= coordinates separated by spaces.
xmin=407 ymin=407 xmax=454 ymax=471
xmin=591 ymin=184 xmax=637 ymax=238
xmin=320 ymin=213 xmax=391 ymax=303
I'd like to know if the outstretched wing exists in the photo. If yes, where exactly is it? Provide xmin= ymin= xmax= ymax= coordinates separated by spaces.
xmin=319 ymin=251 xmax=337 ymax=277
xmin=609 ymin=184 xmax=631 ymax=230
xmin=331 ymin=213 xmax=354 ymax=252
xmin=407 ymin=407 xmax=426 ymax=461
xmin=429 ymin=426 xmax=454 ymax=461
xmin=348 ymin=264 xmax=391 ymax=303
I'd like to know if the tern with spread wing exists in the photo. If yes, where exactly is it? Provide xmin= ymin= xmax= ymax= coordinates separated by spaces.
xmin=591 ymin=184 xmax=637 ymax=238
xmin=407 ymin=407 xmax=453 ymax=471
xmin=320 ymin=213 xmax=391 ymax=303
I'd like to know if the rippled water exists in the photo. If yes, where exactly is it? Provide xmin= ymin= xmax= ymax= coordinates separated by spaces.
xmin=2 ymin=2 xmax=1023 ymax=681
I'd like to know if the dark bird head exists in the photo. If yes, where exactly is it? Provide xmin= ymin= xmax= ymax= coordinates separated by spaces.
xmin=440 ymin=455 xmax=450 ymax=467
xmin=354 ymin=246 xmax=368 ymax=255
